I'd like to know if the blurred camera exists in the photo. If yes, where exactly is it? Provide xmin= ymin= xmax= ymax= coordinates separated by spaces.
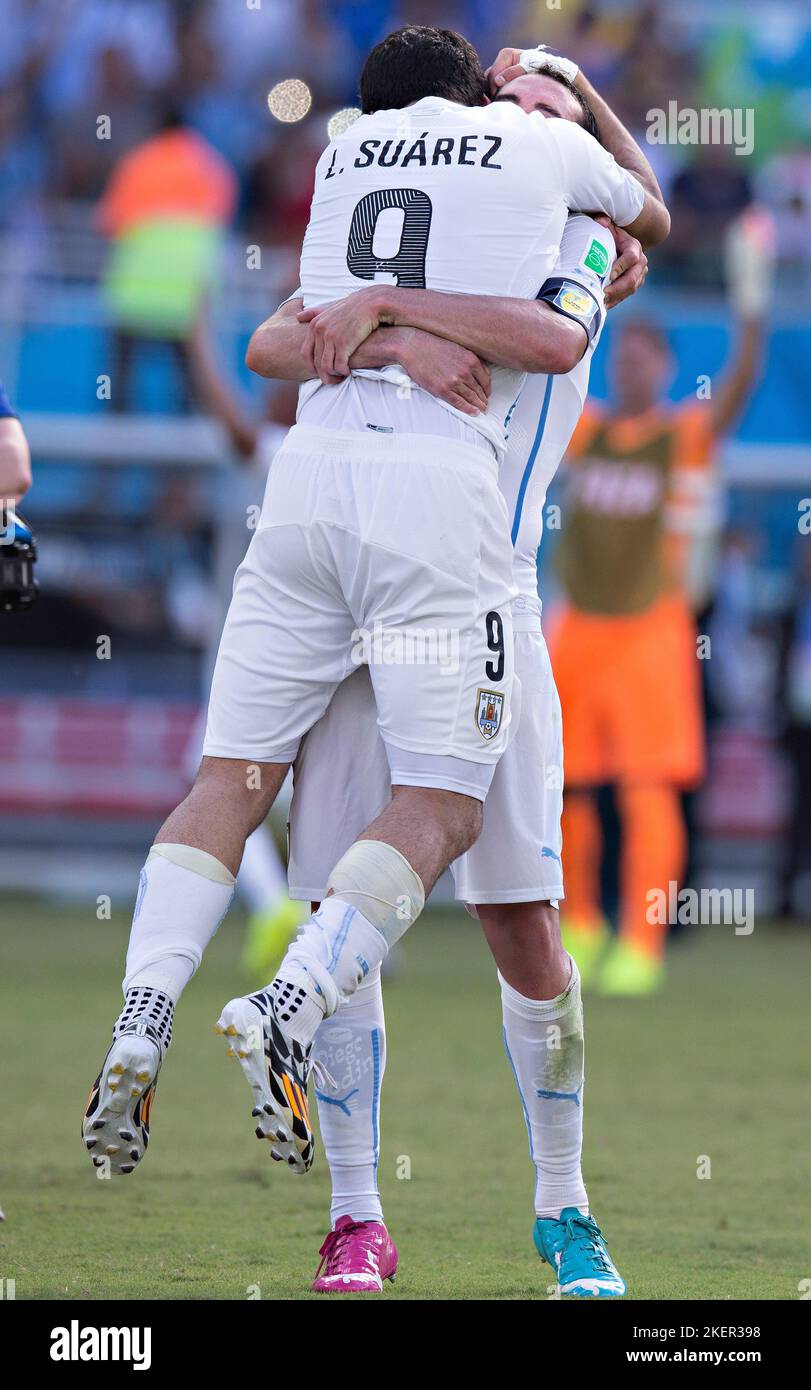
xmin=1 ymin=506 xmax=38 ymax=611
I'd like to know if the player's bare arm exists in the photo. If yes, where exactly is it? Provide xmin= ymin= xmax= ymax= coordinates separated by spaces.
xmin=487 ymin=48 xmax=670 ymax=248
xmin=246 ymin=299 xmax=326 ymax=383
xmin=247 ymin=297 xmax=416 ymax=385
xmin=247 ymin=298 xmax=492 ymax=417
xmin=0 ymin=417 xmax=32 ymax=503
xmin=488 ymin=51 xmax=664 ymax=205
xmin=248 ymin=219 xmax=647 ymax=410
xmin=248 ymin=298 xmax=431 ymax=385
xmin=297 ymin=284 xmax=590 ymax=381
xmin=250 ymin=283 xmax=590 ymax=386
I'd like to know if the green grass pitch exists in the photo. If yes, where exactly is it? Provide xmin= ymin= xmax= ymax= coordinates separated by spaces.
xmin=0 ymin=894 xmax=806 ymax=1300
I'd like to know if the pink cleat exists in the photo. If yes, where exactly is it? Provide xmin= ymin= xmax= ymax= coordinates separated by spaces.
xmin=311 ymin=1215 xmax=398 ymax=1293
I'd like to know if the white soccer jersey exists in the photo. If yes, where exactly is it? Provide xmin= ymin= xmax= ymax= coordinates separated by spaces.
xmin=298 ymin=99 xmax=643 ymax=454
xmin=500 ymin=213 xmax=616 ymax=598
xmin=285 ymin=215 xmax=621 ymax=901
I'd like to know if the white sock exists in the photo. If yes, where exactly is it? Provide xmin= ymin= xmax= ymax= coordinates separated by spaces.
xmin=269 ymin=839 xmax=424 ymax=1047
xmin=270 ymin=897 xmax=389 ymax=1047
xmin=313 ymin=967 xmax=386 ymax=1226
xmin=499 ymin=959 xmax=589 ymax=1219
xmin=123 ymin=844 xmax=235 ymax=1002
xmin=237 ymin=826 xmax=287 ymax=915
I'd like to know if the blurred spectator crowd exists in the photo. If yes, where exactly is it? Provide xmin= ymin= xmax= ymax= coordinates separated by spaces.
xmin=1 ymin=0 xmax=810 ymax=286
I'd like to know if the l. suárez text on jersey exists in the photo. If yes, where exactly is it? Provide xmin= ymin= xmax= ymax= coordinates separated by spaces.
xmin=325 ymin=133 xmax=503 ymax=178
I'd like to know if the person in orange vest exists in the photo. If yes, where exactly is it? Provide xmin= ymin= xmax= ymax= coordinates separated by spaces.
xmin=97 ymin=107 xmax=237 ymax=411
xmin=551 ymin=210 xmax=773 ymax=995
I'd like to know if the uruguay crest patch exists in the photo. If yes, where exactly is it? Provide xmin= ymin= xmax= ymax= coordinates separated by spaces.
xmin=476 ymin=688 xmax=504 ymax=740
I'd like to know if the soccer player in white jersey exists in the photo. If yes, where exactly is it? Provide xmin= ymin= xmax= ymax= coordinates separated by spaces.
xmin=81 ymin=28 xmax=667 ymax=1194
xmin=292 ymin=218 xmax=620 ymax=1295
xmin=246 ymin=56 xmax=661 ymax=1296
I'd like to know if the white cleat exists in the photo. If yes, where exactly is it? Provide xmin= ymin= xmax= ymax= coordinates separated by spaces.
xmin=81 ymin=1028 xmax=161 ymax=1176
xmin=214 ymin=993 xmax=319 ymax=1174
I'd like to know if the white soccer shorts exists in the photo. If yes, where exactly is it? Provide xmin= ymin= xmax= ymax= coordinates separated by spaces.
xmin=202 ymin=424 xmax=516 ymax=799
xmin=288 ymin=600 xmax=564 ymax=905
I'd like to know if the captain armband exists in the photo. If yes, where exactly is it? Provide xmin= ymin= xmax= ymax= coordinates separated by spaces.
xmin=537 ymin=277 xmax=603 ymax=346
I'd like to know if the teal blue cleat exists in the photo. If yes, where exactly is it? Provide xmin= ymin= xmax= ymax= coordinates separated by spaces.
xmin=534 ymin=1207 xmax=626 ymax=1298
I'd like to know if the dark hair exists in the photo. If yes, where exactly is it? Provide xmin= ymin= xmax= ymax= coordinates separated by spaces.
xmin=359 ymin=26 xmax=488 ymax=115
xmin=535 ymin=65 xmax=601 ymax=143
